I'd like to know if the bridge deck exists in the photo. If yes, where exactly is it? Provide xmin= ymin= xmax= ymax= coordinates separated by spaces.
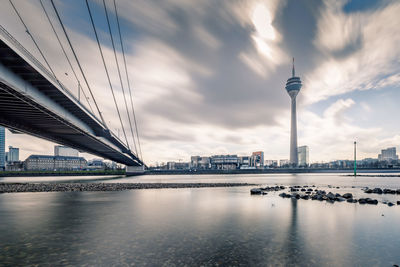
xmin=0 ymin=27 xmax=143 ymax=166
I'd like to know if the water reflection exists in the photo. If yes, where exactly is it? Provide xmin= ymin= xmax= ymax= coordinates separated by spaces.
xmin=0 ymin=181 xmax=400 ymax=265
xmin=284 ymin=198 xmax=300 ymax=266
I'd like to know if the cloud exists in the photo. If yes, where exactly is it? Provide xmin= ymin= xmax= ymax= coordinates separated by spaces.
xmin=297 ymin=97 xmax=400 ymax=162
xmin=238 ymin=0 xmax=289 ymax=77
xmin=1 ymin=0 xmax=400 ymax=165
xmin=303 ymin=0 xmax=400 ymax=104
xmin=323 ymin=98 xmax=355 ymax=124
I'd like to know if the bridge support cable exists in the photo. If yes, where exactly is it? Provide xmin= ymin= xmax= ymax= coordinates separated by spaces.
xmin=102 ymin=0 xmax=138 ymax=156
xmin=49 ymin=0 xmax=107 ymax=128
xmin=113 ymin=0 xmax=143 ymax=161
xmin=85 ymin=0 xmax=130 ymax=150
xmin=38 ymin=0 xmax=94 ymax=114
xmin=9 ymin=0 xmax=61 ymax=87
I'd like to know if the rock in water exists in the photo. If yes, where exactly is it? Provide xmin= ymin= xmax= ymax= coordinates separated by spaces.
xmin=358 ymin=198 xmax=367 ymax=204
xmin=342 ymin=193 xmax=353 ymax=199
xmin=365 ymin=189 xmax=373 ymax=194
xmin=372 ymin=188 xmax=383 ymax=194
xmin=366 ymin=198 xmax=378 ymax=205
xmin=250 ymin=188 xmax=262 ymax=195
xmin=279 ymin=192 xmax=292 ymax=198
xmin=326 ymin=192 xmax=335 ymax=200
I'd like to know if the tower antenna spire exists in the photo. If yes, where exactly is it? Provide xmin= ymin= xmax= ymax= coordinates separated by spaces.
xmin=292 ymin=57 xmax=295 ymax=77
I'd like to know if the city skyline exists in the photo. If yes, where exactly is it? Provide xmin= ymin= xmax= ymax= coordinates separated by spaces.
xmin=1 ymin=0 xmax=400 ymax=164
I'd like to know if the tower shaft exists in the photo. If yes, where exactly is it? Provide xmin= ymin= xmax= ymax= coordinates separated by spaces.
xmin=290 ymin=97 xmax=298 ymax=165
xmin=285 ymin=58 xmax=301 ymax=167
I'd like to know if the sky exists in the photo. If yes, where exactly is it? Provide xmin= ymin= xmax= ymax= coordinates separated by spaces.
xmin=1 ymin=0 xmax=400 ymax=165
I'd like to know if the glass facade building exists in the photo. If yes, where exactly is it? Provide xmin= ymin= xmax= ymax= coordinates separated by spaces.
xmin=378 ymin=147 xmax=398 ymax=161
xmin=298 ymin=146 xmax=309 ymax=167
xmin=0 ymin=127 xmax=5 ymax=170
xmin=7 ymin=146 xmax=19 ymax=162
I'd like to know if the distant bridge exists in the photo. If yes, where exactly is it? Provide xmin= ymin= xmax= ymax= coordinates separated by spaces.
xmin=0 ymin=25 xmax=144 ymax=169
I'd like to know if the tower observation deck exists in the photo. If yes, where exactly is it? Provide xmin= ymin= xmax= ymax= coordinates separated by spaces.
xmin=285 ymin=58 xmax=302 ymax=166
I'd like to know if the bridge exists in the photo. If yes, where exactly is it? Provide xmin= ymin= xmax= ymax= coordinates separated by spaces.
xmin=0 ymin=1 xmax=145 ymax=173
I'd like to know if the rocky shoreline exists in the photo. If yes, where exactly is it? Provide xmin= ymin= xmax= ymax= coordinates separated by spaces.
xmin=251 ymin=185 xmax=400 ymax=206
xmin=0 ymin=182 xmax=256 ymax=194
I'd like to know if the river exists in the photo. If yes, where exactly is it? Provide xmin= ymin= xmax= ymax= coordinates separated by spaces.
xmin=1 ymin=173 xmax=400 ymax=266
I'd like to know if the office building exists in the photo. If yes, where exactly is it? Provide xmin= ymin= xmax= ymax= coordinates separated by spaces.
xmin=298 ymin=146 xmax=309 ymax=166
xmin=239 ymin=156 xmax=250 ymax=168
xmin=190 ymin=156 xmax=211 ymax=169
xmin=24 ymin=155 xmax=87 ymax=171
xmin=167 ymin=161 xmax=190 ymax=170
xmin=0 ymin=127 xmax=4 ymax=170
xmin=54 ymin=145 xmax=79 ymax=157
xmin=250 ymin=151 xmax=264 ymax=168
xmin=210 ymin=155 xmax=239 ymax=170
xmin=378 ymin=147 xmax=398 ymax=161
xmin=285 ymin=58 xmax=302 ymax=166
xmin=7 ymin=146 xmax=19 ymax=162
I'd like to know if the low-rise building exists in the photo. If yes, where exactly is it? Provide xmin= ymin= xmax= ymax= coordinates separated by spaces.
xmin=167 ymin=161 xmax=190 ymax=170
xmin=210 ymin=155 xmax=239 ymax=170
xmin=239 ymin=156 xmax=250 ymax=168
xmin=250 ymin=151 xmax=264 ymax=168
xmin=279 ymin=159 xmax=290 ymax=167
xmin=87 ymin=159 xmax=105 ymax=170
xmin=190 ymin=156 xmax=211 ymax=169
xmin=265 ymin=160 xmax=278 ymax=168
xmin=328 ymin=160 xmax=353 ymax=168
xmin=6 ymin=161 xmax=23 ymax=171
xmin=24 ymin=155 xmax=87 ymax=171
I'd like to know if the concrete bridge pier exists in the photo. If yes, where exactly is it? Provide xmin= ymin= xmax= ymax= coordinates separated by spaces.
xmin=126 ymin=165 xmax=146 ymax=176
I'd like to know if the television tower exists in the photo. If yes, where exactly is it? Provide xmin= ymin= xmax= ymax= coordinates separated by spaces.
xmin=285 ymin=58 xmax=302 ymax=166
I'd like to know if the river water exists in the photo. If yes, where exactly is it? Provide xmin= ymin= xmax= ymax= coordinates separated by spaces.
xmin=1 ymin=173 xmax=400 ymax=266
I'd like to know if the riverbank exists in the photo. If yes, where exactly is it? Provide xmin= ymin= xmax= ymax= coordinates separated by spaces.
xmin=0 ymin=182 xmax=255 ymax=193
xmin=0 ymin=170 xmax=125 ymax=177
xmin=1 ymin=168 xmax=400 ymax=177
xmin=146 ymin=168 xmax=400 ymax=175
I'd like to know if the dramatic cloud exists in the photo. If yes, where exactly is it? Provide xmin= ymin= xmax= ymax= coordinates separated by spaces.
xmin=303 ymin=0 xmax=400 ymax=104
xmin=238 ymin=0 xmax=289 ymax=77
xmin=1 ymin=0 xmax=399 ymax=164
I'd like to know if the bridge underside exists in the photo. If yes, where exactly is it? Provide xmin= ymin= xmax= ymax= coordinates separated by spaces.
xmin=0 ymin=28 xmax=143 ymax=167
xmin=0 ymin=82 xmax=140 ymax=166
